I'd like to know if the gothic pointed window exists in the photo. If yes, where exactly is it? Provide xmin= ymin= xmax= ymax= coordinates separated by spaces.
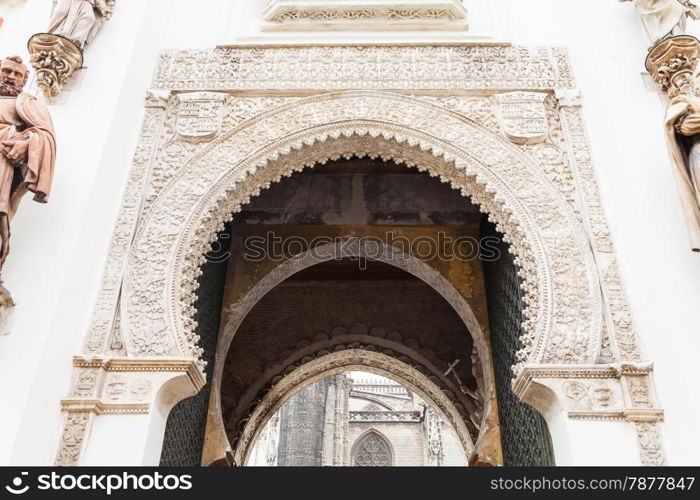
xmin=352 ymin=431 xmax=392 ymax=466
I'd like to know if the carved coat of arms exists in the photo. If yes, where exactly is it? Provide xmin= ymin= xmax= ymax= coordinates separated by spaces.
xmin=176 ymin=92 xmax=227 ymax=142
xmin=495 ymin=91 xmax=549 ymax=144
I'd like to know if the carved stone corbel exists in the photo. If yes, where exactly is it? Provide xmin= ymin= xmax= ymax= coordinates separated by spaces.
xmin=645 ymin=34 xmax=700 ymax=98
xmin=644 ymin=35 xmax=700 ymax=251
xmin=28 ymin=0 xmax=116 ymax=99
xmin=55 ymin=356 xmax=204 ymax=466
xmin=27 ymin=33 xmax=83 ymax=99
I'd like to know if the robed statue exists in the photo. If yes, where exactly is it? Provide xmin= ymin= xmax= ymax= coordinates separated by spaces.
xmin=0 ymin=56 xmax=57 ymax=304
xmin=621 ymin=0 xmax=700 ymax=43
xmin=665 ymin=94 xmax=700 ymax=251
xmin=48 ymin=0 xmax=115 ymax=49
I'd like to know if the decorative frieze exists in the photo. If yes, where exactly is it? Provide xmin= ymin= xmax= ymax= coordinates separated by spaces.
xmin=349 ymin=410 xmax=423 ymax=422
xmin=83 ymin=92 xmax=169 ymax=355
xmin=152 ymin=45 xmax=575 ymax=92
xmin=56 ymin=356 xmax=203 ymax=465
xmin=262 ymin=0 xmax=468 ymax=31
xmin=513 ymin=362 xmax=663 ymax=465
xmin=555 ymin=92 xmax=643 ymax=364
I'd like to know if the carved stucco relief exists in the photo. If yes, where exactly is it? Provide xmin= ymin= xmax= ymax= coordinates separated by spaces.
xmin=60 ymin=44 xmax=661 ymax=466
xmin=151 ymin=45 xmax=574 ymax=92
xmin=122 ymin=92 xmax=602 ymax=376
xmin=262 ymin=0 xmax=469 ymax=30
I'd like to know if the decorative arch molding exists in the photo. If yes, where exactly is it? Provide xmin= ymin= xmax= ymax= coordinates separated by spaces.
xmin=216 ymin=323 xmax=485 ymax=460
xmin=121 ymin=91 xmax=603 ymax=377
xmin=59 ymin=44 xmax=664 ymax=467
xmin=232 ymin=350 xmax=470 ymax=467
xmin=211 ymin=240 xmax=491 ymax=441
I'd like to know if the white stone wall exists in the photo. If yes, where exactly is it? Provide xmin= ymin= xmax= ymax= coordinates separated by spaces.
xmin=0 ymin=0 xmax=698 ymax=465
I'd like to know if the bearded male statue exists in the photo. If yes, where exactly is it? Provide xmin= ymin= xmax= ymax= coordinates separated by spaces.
xmin=0 ymin=56 xmax=57 ymax=304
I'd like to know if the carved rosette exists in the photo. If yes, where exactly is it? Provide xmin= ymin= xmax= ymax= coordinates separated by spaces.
xmin=645 ymin=35 xmax=700 ymax=98
xmin=27 ymin=33 xmax=83 ymax=99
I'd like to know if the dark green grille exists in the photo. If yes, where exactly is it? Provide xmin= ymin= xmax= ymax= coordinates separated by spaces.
xmin=481 ymin=219 xmax=555 ymax=466
xmin=159 ymin=230 xmax=229 ymax=466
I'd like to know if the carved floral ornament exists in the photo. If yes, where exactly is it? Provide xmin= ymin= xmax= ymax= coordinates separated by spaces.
xmin=262 ymin=0 xmax=469 ymax=30
xmin=58 ymin=44 xmax=661 ymax=466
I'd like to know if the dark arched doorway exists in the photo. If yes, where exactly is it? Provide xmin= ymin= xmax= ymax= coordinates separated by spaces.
xmin=159 ymin=157 xmax=554 ymax=466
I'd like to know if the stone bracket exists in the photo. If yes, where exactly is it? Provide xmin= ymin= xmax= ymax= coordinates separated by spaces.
xmin=513 ymin=363 xmax=662 ymax=421
xmin=514 ymin=363 xmax=664 ymax=464
xmin=55 ymin=357 xmax=204 ymax=466
xmin=27 ymin=33 xmax=83 ymax=100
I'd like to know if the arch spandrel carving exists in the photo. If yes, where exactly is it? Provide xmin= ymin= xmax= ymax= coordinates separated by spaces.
xmin=121 ymin=91 xmax=602 ymax=374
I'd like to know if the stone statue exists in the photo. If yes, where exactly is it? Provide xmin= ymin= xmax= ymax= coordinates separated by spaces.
xmin=621 ymin=0 xmax=700 ymax=43
xmin=0 ymin=56 xmax=57 ymax=304
xmin=48 ymin=0 xmax=115 ymax=49
xmin=665 ymin=93 xmax=700 ymax=251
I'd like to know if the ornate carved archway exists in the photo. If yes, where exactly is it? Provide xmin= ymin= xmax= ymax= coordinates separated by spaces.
xmin=122 ymin=91 xmax=602 ymax=373
xmin=59 ymin=45 xmax=663 ymax=467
